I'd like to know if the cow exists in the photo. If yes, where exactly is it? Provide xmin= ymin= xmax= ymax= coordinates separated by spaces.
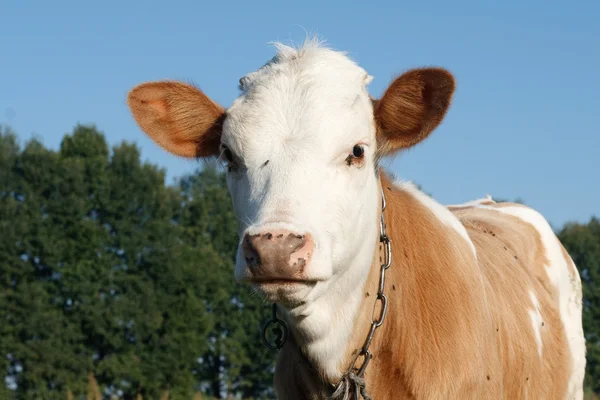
xmin=126 ymin=38 xmax=586 ymax=399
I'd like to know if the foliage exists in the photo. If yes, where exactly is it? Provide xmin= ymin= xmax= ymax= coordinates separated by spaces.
xmin=0 ymin=125 xmax=275 ymax=399
xmin=559 ymin=217 xmax=600 ymax=393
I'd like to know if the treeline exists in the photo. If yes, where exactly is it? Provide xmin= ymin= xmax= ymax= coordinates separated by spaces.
xmin=0 ymin=125 xmax=275 ymax=399
xmin=0 ymin=124 xmax=598 ymax=399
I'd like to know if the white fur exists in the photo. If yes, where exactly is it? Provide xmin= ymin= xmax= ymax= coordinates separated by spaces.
xmin=395 ymin=181 xmax=478 ymax=258
xmin=282 ymin=230 xmax=378 ymax=379
xmin=447 ymin=195 xmax=494 ymax=209
xmin=222 ymin=39 xmax=381 ymax=378
xmin=481 ymin=205 xmax=585 ymax=399
xmin=528 ymin=291 xmax=544 ymax=357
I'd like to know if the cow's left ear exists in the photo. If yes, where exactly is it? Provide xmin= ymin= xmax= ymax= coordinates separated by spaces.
xmin=373 ymin=68 xmax=455 ymax=156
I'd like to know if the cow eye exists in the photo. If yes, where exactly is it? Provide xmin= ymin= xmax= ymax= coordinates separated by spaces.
xmin=346 ymin=144 xmax=366 ymax=167
xmin=352 ymin=145 xmax=365 ymax=158
xmin=224 ymin=148 xmax=234 ymax=162
xmin=220 ymin=145 xmax=237 ymax=172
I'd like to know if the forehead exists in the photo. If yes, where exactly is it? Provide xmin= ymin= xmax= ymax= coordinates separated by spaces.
xmin=223 ymin=41 xmax=374 ymax=151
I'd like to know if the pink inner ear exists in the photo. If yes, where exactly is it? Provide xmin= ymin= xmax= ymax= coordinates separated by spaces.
xmin=127 ymin=81 xmax=226 ymax=159
xmin=143 ymin=98 xmax=169 ymax=119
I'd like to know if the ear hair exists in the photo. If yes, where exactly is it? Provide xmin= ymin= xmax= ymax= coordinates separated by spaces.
xmin=127 ymin=81 xmax=225 ymax=158
xmin=374 ymin=68 xmax=455 ymax=156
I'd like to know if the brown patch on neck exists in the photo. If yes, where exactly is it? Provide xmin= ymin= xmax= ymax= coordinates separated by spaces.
xmin=336 ymin=173 xmax=492 ymax=398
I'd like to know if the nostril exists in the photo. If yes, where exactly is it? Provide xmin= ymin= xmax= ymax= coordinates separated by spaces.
xmin=243 ymin=234 xmax=260 ymax=266
xmin=266 ymin=233 xmax=273 ymax=239
xmin=284 ymin=233 xmax=306 ymax=253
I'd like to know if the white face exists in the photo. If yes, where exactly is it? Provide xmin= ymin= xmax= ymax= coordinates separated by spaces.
xmin=219 ymin=44 xmax=381 ymax=306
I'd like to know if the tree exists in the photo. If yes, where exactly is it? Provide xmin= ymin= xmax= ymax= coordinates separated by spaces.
xmin=0 ymin=125 xmax=221 ymax=399
xmin=178 ymin=166 xmax=275 ymax=399
xmin=1 ymin=124 xmax=276 ymax=399
xmin=0 ymin=127 xmax=91 ymax=399
xmin=57 ymin=129 xmax=215 ymax=399
xmin=559 ymin=217 xmax=600 ymax=393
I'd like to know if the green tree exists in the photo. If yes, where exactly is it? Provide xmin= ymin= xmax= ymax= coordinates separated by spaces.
xmin=0 ymin=126 xmax=22 ymax=399
xmin=1 ymin=125 xmax=220 ymax=399
xmin=0 ymin=128 xmax=91 ymax=399
xmin=178 ymin=166 xmax=275 ymax=399
xmin=559 ymin=217 xmax=600 ymax=393
xmin=61 ymin=130 xmax=214 ymax=399
xmin=0 ymin=124 xmax=277 ymax=399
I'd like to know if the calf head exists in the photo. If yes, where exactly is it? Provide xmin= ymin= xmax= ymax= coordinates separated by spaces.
xmin=127 ymin=40 xmax=455 ymax=310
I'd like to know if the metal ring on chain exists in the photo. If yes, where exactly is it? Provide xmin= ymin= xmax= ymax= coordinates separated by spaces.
xmin=262 ymin=304 xmax=288 ymax=350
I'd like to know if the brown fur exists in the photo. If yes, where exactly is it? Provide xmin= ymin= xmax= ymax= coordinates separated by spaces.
xmin=127 ymin=81 xmax=224 ymax=158
xmin=275 ymin=173 xmax=573 ymax=399
xmin=374 ymin=68 xmax=455 ymax=156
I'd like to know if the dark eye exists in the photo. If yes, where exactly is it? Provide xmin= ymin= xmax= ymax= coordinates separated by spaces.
xmin=220 ymin=146 xmax=238 ymax=172
xmin=224 ymin=148 xmax=234 ymax=162
xmin=346 ymin=144 xmax=366 ymax=167
xmin=352 ymin=145 xmax=365 ymax=158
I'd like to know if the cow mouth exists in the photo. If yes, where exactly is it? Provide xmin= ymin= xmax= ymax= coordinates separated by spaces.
xmin=248 ymin=278 xmax=317 ymax=305
xmin=248 ymin=277 xmax=314 ymax=286
xmin=248 ymin=276 xmax=319 ymax=294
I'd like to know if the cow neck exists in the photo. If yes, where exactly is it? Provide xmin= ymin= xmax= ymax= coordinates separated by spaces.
xmin=327 ymin=175 xmax=393 ymax=399
xmin=284 ymin=171 xmax=395 ymax=399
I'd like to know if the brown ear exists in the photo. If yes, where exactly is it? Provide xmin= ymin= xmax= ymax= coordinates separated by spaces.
xmin=127 ymin=81 xmax=225 ymax=158
xmin=374 ymin=68 xmax=455 ymax=155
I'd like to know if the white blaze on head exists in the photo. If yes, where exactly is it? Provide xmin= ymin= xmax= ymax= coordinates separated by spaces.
xmin=223 ymin=41 xmax=379 ymax=290
xmin=126 ymin=38 xmax=456 ymax=308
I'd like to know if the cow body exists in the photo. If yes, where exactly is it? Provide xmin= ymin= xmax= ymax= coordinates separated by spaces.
xmin=127 ymin=38 xmax=585 ymax=399
xmin=274 ymin=174 xmax=584 ymax=399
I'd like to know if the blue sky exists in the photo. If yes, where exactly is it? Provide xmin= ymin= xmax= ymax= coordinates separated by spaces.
xmin=1 ymin=0 xmax=598 ymax=228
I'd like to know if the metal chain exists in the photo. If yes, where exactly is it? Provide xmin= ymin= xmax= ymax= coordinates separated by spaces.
xmin=331 ymin=188 xmax=392 ymax=399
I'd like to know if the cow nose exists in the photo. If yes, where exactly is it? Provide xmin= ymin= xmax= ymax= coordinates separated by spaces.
xmin=242 ymin=230 xmax=314 ymax=279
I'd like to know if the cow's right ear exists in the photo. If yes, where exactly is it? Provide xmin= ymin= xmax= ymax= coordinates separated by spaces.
xmin=127 ymin=81 xmax=225 ymax=158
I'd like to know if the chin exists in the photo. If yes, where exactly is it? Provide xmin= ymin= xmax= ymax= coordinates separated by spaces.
xmin=250 ymin=279 xmax=315 ymax=307
xmin=234 ymin=250 xmax=333 ymax=307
